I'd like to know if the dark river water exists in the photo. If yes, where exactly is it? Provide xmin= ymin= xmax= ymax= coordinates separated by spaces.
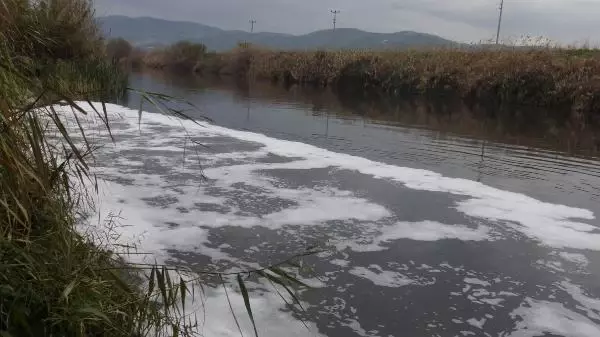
xmin=79 ymin=72 xmax=600 ymax=337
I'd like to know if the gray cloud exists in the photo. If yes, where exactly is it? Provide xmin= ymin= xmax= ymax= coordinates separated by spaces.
xmin=94 ymin=0 xmax=600 ymax=44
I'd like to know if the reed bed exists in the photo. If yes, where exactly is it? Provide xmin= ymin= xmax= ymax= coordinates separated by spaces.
xmin=137 ymin=42 xmax=600 ymax=122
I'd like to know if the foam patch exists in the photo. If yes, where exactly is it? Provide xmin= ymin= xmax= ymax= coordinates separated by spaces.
xmin=52 ymin=102 xmax=600 ymax=337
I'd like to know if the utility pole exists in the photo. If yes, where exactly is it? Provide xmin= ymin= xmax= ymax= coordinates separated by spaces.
xmin=495 ymin=0 xmax=504 ymax=45
xmin=249 ymin=19 xmax=256 ymax=33
xmin=330 ymin=10 xmax=340 ymax=31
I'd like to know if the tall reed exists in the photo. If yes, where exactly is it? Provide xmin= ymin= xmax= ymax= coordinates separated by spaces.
xmin=0 ymin=1 xmax=180 ymax=335
xmin=141 ymin=43 xmax=600 ymax=124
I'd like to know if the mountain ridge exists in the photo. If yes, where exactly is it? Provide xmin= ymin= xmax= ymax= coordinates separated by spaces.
xmin=98 ymin=15 xmax=457 ymax=51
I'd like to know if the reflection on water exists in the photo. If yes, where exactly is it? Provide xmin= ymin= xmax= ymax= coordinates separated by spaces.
xmin=125 ymin=70 xmax=600 ymax=155
xmin=120 ymin=71 xmax=600 ymax=213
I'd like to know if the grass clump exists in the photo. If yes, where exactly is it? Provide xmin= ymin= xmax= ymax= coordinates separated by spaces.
xmin=0 ymin=1 xmax=190 ymax=336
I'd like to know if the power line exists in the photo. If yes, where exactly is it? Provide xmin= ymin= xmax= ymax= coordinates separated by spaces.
xmin=249 ymin=19 xmax=257 ymax=33
xmin=330 ymin=10 xmax=340 ymax=31
xmin=495 ymin=0 xmax=504 ymax=44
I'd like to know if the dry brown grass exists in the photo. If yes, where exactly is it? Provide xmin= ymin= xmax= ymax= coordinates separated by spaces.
xmin=132 ymin=40 xmax=600 ymax=126
xmin=200 ymin=47 xmax=600 ymax=123
xmin=141 ymin=42 xmax=210 ymax=72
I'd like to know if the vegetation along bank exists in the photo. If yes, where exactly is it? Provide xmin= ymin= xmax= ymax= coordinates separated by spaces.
xmin=0 ymin=1 xmax=182 ymax=336
xmin=110 ymin=38 xmax=600 ymax=125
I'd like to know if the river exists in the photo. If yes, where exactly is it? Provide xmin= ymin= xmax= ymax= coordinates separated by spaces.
xmin=80 ymin=72 xmax=600 ymax=337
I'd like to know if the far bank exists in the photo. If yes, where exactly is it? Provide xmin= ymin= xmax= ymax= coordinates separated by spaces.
xmin=108 ymin=40 xmax=600 ymax=128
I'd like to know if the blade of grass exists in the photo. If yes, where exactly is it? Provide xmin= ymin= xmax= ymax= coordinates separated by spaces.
xmin=180 ymin=276 xmax=186 ymax=312
xmin=262 ymin=276 xmax=310 ymax=331
xmin=257 ymin=271 xmax=306 ymax=312
xmin=237 ymin=274 xmax=258 ymax=337
xmin=221 ymin=275 xmax=244 ymax=337
xmin=268 ymin=267 xmax=310 ymax=288
xmin=100 ymin=101 xmax=114 ymax=141
xmin=48 ymin=105 xmax=88 ymax=170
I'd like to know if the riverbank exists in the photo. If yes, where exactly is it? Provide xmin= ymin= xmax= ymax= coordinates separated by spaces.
xmin=129 ymin=43 xmax=600 ymax=125
xmin=0 ymin=1 xmax=184 ymax=336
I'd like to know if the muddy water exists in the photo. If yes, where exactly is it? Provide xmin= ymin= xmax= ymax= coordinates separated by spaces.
xmin=88 ymin=72 xmax=600 ymax=337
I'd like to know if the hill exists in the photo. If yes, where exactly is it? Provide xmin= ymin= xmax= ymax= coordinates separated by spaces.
xmin=98 ymin=16 xmax=457 ymax=51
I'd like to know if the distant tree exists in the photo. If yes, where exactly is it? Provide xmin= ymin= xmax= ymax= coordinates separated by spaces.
xmin=105 ymin=38 xmax=133 ymax=62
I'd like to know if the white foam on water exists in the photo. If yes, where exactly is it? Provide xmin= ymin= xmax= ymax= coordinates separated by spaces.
xmin=440 ymin=262 xmax=465 ymax=273
xmin=81 ymin=125 xmax=389 ymax=236
xmin=187 ymin=282 xmax=324 ymax=337
xmin=536 ymin=259 xmax=565 ymax=273
xmin=318 ymin=297 xmax=380 ymax=337
xmin=466 ymin=317 xmax=486 ymax=329
xmin=374 ymin=220 xmax=490 ymax=244
xmin=558 ymin=252 xmax=590 ymax=268
xmin=559 ymin=281 xmax=600 ymax=320
xmin=260 ymin=192 xmax=389 ymax=227
xmin=68 ymin=103 xmax=600 ymax=254
xmin=330 ymin=259 xmax=350 ymax=267
xmin=338 ymin=318 xmax=379 ymax=337
xmin=464 ymin=278 xmax=491 ymax=287
xmin=348 ymin=266 xmax=414 ymax=288
xmin=460 ymin=277 xmax=512 ymax=308
xmin=83 ymin=103 xmax=599 ymax=251
xmin=335 ymin=220 xmax=491 ymax=253
xmin=499 ymin=291 xmax=519 ymax=297
xmin=61 ymin=111 xmax=331 ymax=337
xmin=85 ymin=179 xmax=326 ymax=337
xmin=508 ymin=299 xmax=600 ymax=337
xmin=480 ymin=298 xmax=505 ymax=306
xmin=57 ymin=102 xmax=600 ymax=336
xmin=91 ymin=180 xmax=230 ymax=259
xmin=457 ymin=199 xmax=599 ymax=251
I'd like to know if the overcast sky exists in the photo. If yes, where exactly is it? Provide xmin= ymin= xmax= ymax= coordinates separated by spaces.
xmin=94 ymin=0 xmax=600 ymax=44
